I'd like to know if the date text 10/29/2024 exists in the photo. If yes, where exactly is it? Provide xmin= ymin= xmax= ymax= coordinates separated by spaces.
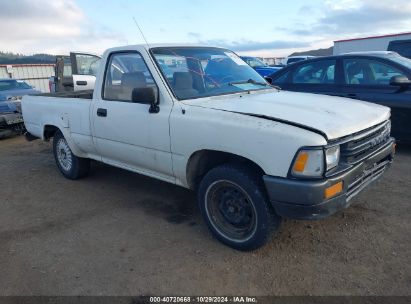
xmin=149 ymin=296 xmax=257 ymax=303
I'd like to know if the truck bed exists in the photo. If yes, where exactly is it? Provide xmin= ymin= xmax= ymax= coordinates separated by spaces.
xmin=22 ymin=93 xmax=93 ymax=141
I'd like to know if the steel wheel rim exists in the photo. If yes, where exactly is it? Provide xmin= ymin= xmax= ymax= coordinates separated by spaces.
xmin=205 ymin=180 xmax=257 ymax=243
xmin=56 ymin=138 xmax=73 ymax=172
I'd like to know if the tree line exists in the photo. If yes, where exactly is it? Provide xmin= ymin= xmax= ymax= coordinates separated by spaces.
xmin=0 ymin=52 xmax=55 ymax=64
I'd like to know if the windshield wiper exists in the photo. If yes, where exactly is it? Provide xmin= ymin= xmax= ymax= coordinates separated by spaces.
xmin=229 ymin=79 xmax=268 ymax=86
xmin=229 ymin=79 xmax=282 ymax=90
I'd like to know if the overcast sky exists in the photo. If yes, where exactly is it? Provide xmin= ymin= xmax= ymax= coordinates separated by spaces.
xmin=0 ymin=0 xmax=410 ymax=57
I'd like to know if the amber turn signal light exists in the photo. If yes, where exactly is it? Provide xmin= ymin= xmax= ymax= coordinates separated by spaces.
xmin=293 ymin=151 xmax=309 ymax=172
xmin=324 ymin=181 xmax=343 ymax=199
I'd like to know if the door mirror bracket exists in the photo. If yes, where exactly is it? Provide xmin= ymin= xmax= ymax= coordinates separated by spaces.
xmin=149 ymin=103 xmax=160 ymax=114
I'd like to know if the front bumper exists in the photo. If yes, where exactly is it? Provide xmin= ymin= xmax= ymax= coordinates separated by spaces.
xmin=263 ymin=138 xmax=395 ymax=220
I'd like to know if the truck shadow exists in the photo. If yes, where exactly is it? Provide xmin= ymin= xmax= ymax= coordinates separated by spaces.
xmin=87 ymin=159 xmax=378 ymax=250
xmin=89 ymin=160 xmax=200 ymax=227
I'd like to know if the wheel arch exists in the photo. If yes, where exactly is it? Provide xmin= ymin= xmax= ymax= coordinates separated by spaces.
xmin=43 ymin=124 xmax=60 ymax=140
xmin=42 ymin=124 xmax=86 ymax=157
xmin=186 ymin=149 xmax=266 ymax=191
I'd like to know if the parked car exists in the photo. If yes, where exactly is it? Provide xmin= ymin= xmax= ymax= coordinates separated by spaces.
xmin=240 ymin=56 xmax=281 ymax=77
xmin=49 ymin=52 xmax=101 ymax=93
xmin=0 ymin=79 xmax=40 ymax=101
xmin=284 ymin=55 xmax=316 ymax=65
xmin=388 ymin=39 xmax=411 ymax=59
xmin=0 ymin=79 xmax=37 ymax=138
xmin=22 ymin=44 xmax=395 ymax=251
xmin=268 ymin=52 xmax=411 ymax=142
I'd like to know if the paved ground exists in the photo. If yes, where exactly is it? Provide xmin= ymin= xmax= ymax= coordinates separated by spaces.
xmin=0 ymin=136 xmax=410 ymax=296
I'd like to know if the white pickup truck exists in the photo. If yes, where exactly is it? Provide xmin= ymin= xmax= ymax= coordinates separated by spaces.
xmin=22 ymin=44 xmax=395 ymax=250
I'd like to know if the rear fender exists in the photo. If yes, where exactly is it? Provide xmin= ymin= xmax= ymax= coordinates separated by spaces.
xmin=42 ymin=121 xmax=87 ymax=158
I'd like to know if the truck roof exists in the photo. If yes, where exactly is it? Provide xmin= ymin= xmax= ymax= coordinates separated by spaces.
xmin=104 ymin=43 xmax=226 ymax=54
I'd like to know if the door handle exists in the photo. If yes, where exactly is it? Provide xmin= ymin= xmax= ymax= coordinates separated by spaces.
xmin=76 ymin=80 xmax=88 ymax=86
xmin=97 ymin=108 xmax=107 ymax=117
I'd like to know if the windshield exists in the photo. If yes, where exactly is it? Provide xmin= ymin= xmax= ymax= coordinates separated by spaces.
xmin=243 ymin=57 xmax=267 ymax=68
xmin=151 ymin=47 xmax=272 ymax=100
xmin=0 ymin=80 xmax=32 ymax=91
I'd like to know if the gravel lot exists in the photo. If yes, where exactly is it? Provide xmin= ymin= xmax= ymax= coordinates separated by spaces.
xmin=0 ymin=136 xmax=410 ymax=296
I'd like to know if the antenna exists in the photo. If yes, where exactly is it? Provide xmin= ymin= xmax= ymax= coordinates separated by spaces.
xmin=133 ymin=17 xmax=150 ymax=48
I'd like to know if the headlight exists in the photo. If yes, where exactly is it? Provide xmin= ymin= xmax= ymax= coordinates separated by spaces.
xmin=291 ymin=149 xmax=324 ymax=177
xmin=325 ymin=145 xmax=340 ymax=171
xmin=291 ymin=145 xmax=340 ymax=178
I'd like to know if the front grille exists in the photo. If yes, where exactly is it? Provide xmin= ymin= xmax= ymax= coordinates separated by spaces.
xmin=346 ymin=159 xmax=390 ymax=201
xmin=340 ymin=120 xmax=391 ymax=165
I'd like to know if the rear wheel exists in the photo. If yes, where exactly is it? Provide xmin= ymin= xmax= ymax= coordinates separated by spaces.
xmin=53 ymin=130 xmax=90 ymax=180
xmin=198 ymin=164 xmax=281 ymax=251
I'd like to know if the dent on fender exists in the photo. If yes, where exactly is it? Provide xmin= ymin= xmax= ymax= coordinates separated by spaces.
xmin=211 ymin=108 xmax=329 ymax=141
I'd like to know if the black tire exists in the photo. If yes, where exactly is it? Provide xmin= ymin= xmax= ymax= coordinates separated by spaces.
xmin=53 ymin=130 xmax=90 ymax=180
xmin=198 ymin=164 xmax=281 ymax=251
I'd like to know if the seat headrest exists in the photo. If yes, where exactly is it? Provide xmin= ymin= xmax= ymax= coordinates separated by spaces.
xmin=173 ymin=72 xmax=193 ymax=90
xmin=121 ymin=72 xmax=146 ymax=88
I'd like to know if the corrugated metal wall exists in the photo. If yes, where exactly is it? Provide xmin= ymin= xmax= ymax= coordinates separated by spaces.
xmin=0 ymin=64 xmax=54 ymax=92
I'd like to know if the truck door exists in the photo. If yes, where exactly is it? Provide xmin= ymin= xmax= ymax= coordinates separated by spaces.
xmin=55 ymin=52 xmax=101 ymax=92
xmin=70 ymin=52 xmax=101 ymax=91
xmin=91 ymin=51 xmax=174 ymax=182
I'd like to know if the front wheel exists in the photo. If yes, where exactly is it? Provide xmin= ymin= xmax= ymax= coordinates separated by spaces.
xmin=53 ymin=130 xmax=90 ymax=180
xmin=198 ymin=164 xmax=281 ymax=251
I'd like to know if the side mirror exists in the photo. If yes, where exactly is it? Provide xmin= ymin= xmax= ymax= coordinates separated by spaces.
xmin=265 ymin=77 xmax=273 ymax=84
xmin=132 ymin=87 xmax=160 ymax=113
xmin=390 ymin=75 xmax=411 ymax=88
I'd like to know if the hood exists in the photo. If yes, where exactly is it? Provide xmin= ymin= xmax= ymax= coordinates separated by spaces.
xmin=186 ymin=90 xmax=390 ymax=140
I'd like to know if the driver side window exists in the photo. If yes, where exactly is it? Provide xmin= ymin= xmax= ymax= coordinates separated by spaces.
xmin=103 ymin=52 xmax=158 ymax=103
